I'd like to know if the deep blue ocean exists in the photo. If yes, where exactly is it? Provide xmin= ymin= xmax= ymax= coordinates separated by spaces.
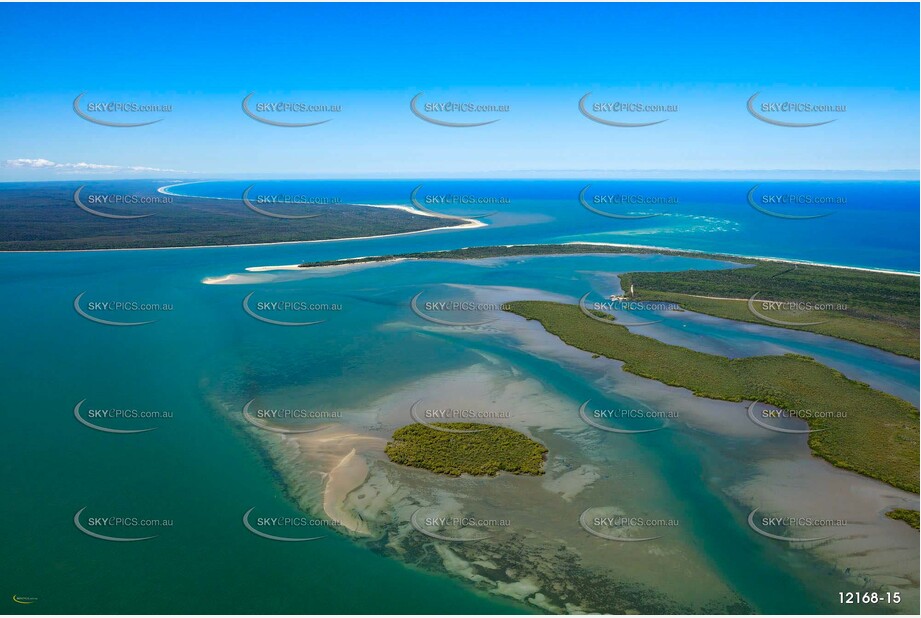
xmin=165 ymin=179 xmax=920 ymax=273
xmin=1 ymin=178 xmax=917 ymax=614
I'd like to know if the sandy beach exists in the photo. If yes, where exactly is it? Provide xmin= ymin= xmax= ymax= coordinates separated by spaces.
xmin=208 ymin=255 xmax=918 ymax=614
xmin=237 ymin=347 xmax=748 ymax=613
xmin=232 ymin=242 xmax=920 ymax=282
xmin=246 ymin=257 xmax=409 ymax=273
xmin=565 ymin=241 xmax=921 ymax=277
xmin=323 ymin=448 xmax=371 ymax=535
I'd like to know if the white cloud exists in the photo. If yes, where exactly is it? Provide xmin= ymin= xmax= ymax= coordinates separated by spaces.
xmin=3 ymin=158 xmax=185 ymax=173
xmin=5 ymin=158 xmax=64 ymax=169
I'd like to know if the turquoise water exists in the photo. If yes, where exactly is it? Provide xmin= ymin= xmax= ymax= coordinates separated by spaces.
xmin=1 ymin=180 xmax=918 ymax=613
xmin=166 ymin=179 xmax=920 ymax=273
xmin=1 ymin=251 xmax=531 ymax=614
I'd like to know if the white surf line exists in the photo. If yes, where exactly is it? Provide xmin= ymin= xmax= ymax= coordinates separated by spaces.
xmin=246 ymin=257 xmax=409 ymax=272
xmin=161 ymin=181 xmax=486 ymax=234
xmin=564 ymin=241 xmax=920 ymax=277
xmin=158 ymin=181 xmax=484 ymax=224
xmin=157 ymin=180 xmax=211 ymax=196
xmin=12 ymin=188 xmax=919 ymax=275
xmin=244 ymin=241 xmax=921 ymax=276
xmin=7 ymin=185 xmax=484 ymax=254
xmin=9 ymin=222 xmax=485 ymax=254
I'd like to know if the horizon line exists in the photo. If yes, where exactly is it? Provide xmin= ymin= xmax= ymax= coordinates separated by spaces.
xmin=3 ymin=171 xmax=919 ymax=184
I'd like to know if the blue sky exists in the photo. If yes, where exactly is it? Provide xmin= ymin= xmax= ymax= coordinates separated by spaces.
xmin=0 ymin=2 xmax=918 ymax=180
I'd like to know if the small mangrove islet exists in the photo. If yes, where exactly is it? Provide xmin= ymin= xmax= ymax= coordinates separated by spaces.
xmin=385 ymin=422 xmax=547 ymax=476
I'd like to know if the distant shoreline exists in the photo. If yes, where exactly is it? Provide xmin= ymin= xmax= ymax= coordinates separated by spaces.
xmin=273 ymin=242 xmax=919 ymax=278
xmin=7 ymin=237 xmax=919 ymax=278
xmin=0 ymin=182 xmax=484 ymax=254
xmin=2 ymin=182 xmax=917 ymax=276
xmin=158 ymin=180 xmax=486 ymax=223
xmin=565 ymin=242 xmax=919 ymax=277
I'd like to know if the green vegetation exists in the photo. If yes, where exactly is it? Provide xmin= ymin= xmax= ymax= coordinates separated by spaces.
xmin=385 ymin=423 xmax=547 ymax=476
xmin=886 ymin=508 xmax=920 ymax=530
xmin=298 ymin=243 xmax=919 ymax=358
xmin=298 ymin=242 xmax=740 ymax=268
xmin=0 ymin=181 xmax=461 ymax=250
xmin=505 ymin=300 xmax=919 ymax=493
xmin=620 ymin=262 xmax=919 ymax=358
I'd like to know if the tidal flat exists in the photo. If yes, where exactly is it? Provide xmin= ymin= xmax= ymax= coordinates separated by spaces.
xmin=202 ymin=253 xmax=918 ymax=614
xmin=234 ymin=363 xmax=748 ymax=614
